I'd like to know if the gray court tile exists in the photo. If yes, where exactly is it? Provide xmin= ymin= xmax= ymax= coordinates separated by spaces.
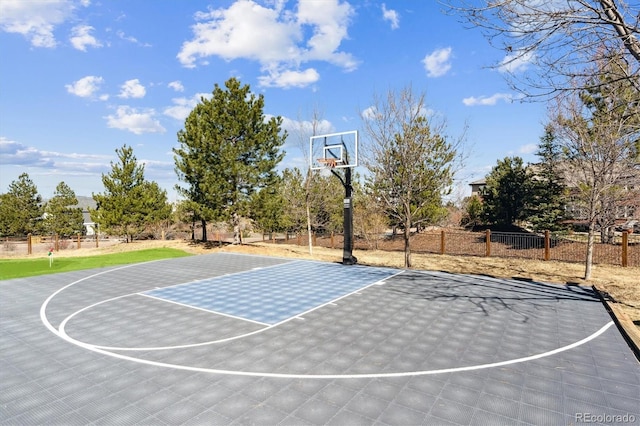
xmin=234 ymin=403 xmax=290 ymax=425
xmin=264 ymin=386 xmax=313 ymax=413
xmin=212 ymin=393 xmax=260 ymax=419
xmin=476 ymin=392 xmax=520 ymax=420
xmin=393 ymin=386 xmax=437 ymax=412
xmin=294 ymin=397 xmax=342 ymax=424
xmin=378 ymin=401 xmax=427 ymax=425
xmin=470 ymin=409 xmax=523 ymax=426
xmin=518 ymin=403 xmax=567 ymax=425
xmin=2 ymin=252 xmax=639 ymax=425
xmin=326 ymin=408 xmax=374 ymax=425
xmin=345 ymin=392 xmax=391 ymax=420
xmin=153 ymin=398 xmax=206 ymax=424
xmin=430 ymin=397 xmax=477 ymax=425
xmin=440 ymin=382 xmax=483 ymax=407
xmin=91 ymin=403 xmax=159 ymax=425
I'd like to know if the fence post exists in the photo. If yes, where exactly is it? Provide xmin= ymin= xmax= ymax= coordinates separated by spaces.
xmin=544 ymin=230 xmax=550 ymax=261
xmin=77 ymin=233 xmax=81 ymax=249
xmin=485 ymin=229 xmax=491 ymax=257
xmin=440 ymin=230 xmax=445 ymax=255
xmin=622 ymin=231 xmax=628 ymax=267
xmin=55 ymin=234 xmax=59 ymax=251
xmin=28 ymin=233 xmax=32 ymax=255
xmin=331 ymin=232 xmax=335 ymax=249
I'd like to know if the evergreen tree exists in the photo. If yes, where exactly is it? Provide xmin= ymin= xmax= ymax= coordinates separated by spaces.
xmin=0 ymin=173 xmax=43 ymax=236
xmin=92 ymin=145 xmax=147 ymax=242
xmin=174 ymin=78 xmax=286 ymax=242
xmin=460 ymin=195 xmax=484 ymax=229
xmin=140 ymin=181 xmax=172 ymax=239
xmin=482 ymin=156 xmax=531 ymax=227
xmin=250 ymin=176 xmax=286 ymax=237
xmin=527 ymin=125 xmax=568 ymax=232
xmin=275 ymin=168 xmax=307 ymax=235
xmin=44 ymin=182 xmax=84 ymax=237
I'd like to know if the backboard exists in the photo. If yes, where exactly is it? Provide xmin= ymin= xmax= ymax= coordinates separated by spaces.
xmin=310 ymin=130 xmax=358 ymax=171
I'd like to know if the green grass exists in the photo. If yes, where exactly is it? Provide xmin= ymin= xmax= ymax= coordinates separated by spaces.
xmin=0 ymin=248 xmax=193 ymax=280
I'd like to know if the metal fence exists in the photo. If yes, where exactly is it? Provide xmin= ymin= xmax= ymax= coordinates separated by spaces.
xmin=3 ymin=229 xmax=638 ymax=268
xmin=281 ymin=230 xmax=640 ymax=268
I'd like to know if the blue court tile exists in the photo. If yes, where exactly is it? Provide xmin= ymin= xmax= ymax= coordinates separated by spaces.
xmin=144 ymin=261 xmax=399 ymax=325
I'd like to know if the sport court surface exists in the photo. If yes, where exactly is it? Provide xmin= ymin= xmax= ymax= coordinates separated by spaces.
xmin=1 ymin=252 xmax=639 ymax=425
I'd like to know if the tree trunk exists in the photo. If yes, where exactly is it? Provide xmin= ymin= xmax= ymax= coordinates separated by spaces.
xmin=306 ymin=203 xmax=313 ymax=255
xmin=305 ymin=169 xmax=313 ymax=255
xmin=584 ymin=220 xmax=596 ymax=280
xmin=403 ymin=223 xmax=412 ymax=268
xmin=201 ymin=219 xmax=207 ymax=242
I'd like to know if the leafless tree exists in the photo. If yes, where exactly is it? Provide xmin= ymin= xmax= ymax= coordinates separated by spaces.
xmin=444 ymin=0 xmax=640 ymax=98
xmin=290 ymin=106 xmax=333 ymax=254
xmin=361 ymin=85 xmax=466 ymax=267
xmin=551 ymin=58 xmax=639 ymax=279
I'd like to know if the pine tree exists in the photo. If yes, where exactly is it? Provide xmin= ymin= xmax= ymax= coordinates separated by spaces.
xmin=140 ymin=181 xmax=172 ymax=239
xmin=0 ymin=173 xmax=43 ymax=236
xmin=92 ymin=145 xmax=146 ymax=242
xmin=174 ymin=78 xmax=286 ymax=242
xmin=527 ymin=126 xmax=568 ymax=232
xmin=482 ymin=157 xmax=531 ymax=227
xmin=44 ymin=182 xmax=84 ymax=237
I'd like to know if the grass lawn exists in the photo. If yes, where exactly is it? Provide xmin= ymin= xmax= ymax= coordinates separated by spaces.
xmin=0 ymin=248 xmax=193 ymax=280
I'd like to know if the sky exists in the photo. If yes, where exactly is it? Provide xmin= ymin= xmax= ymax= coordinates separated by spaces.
xmin=0 ymin=0 xmax=547 ymax=203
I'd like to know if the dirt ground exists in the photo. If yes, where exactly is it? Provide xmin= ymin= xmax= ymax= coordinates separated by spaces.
xmin=7 ymin=237 xmax=639 ymax=349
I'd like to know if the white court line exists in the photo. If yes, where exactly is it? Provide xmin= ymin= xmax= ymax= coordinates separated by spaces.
xmin=139 ymin=293 xmax=271 ymax=326
xmin=55 ymin=269 xmax=404 ymax=352
xmin=40 ymin=259 xmax=617 ymax=379
xmin=45 ymin=301 xmax=616 ymax=378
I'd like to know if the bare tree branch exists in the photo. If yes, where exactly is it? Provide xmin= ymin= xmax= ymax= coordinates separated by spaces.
xmin=443 ymin=0 xmax=640 ymax=98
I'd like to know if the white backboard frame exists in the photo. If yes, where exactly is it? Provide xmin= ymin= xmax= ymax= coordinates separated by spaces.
xmin=310 ymin=130 xmax=358 ymax=171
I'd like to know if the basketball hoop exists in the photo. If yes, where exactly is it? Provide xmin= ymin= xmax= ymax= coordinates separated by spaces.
xmin=317 ymin=158 xmax=339 ymax=169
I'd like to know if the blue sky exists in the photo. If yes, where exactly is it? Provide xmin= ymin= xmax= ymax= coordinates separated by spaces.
xmin=0 ymin=0 xmax=546 ymax=202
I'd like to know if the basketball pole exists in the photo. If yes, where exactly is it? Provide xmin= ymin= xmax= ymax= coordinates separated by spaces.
xmin=333 ymin=166 xmax=357 ymax=265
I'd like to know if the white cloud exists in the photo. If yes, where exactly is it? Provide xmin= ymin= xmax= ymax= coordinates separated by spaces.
xmin=168 ymin=81 xmax=184 ymax=92
xmin=462 ymin=93 xmax=515 ymax=106
xmin=499 ymin=50 xmax=535 ymax=73
xmin=279 ymin=116 xmax=334 ymax=138
xmin=105 ymin=106 xmax=165 ymax=134
xmin=163 ymin=93 xmax=211 ymax=121
xmin=177 ymin=0 xmax=357 ymax=88
xmin=361 ymin=106 xmax=378 ymax=120
xmin=258 ymin=68 xmax=320 ymax=88
xmin=422 ymin=47 xmax=452 ymax=77
xmin=69 ymin=24 xmax=101 ymax=51
xmin=177 ymin=0 xmax=299 ymax=68
xmin=297 ymin=0 xmax=357 ymax=69
xmin=381 ymin=4 xmax=399 ymax=29
xmin=65 ymin=75 xmax=107 ymax=99
xmin=519 ymin=143 xmax=537 ymax=154
xmin=118 ymin=79 xmax=146 ymax=99
xmin=0 ymin=0 xmax=76 ymax=48
xmin=0 ymin=137 xmax=54 ymax=167
xmin=116 ymin=30 xmax=151 ymax=47
xmin=0 ymin=136 xmax=110 ymax=170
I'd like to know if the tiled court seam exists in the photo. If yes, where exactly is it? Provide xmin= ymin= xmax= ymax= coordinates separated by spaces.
xmin=2 ymin=253 xmax=639 ymax=425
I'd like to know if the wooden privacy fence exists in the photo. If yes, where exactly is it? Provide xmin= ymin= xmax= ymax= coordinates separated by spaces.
xmin=276 ymin=229 xmax=640 ymax=268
